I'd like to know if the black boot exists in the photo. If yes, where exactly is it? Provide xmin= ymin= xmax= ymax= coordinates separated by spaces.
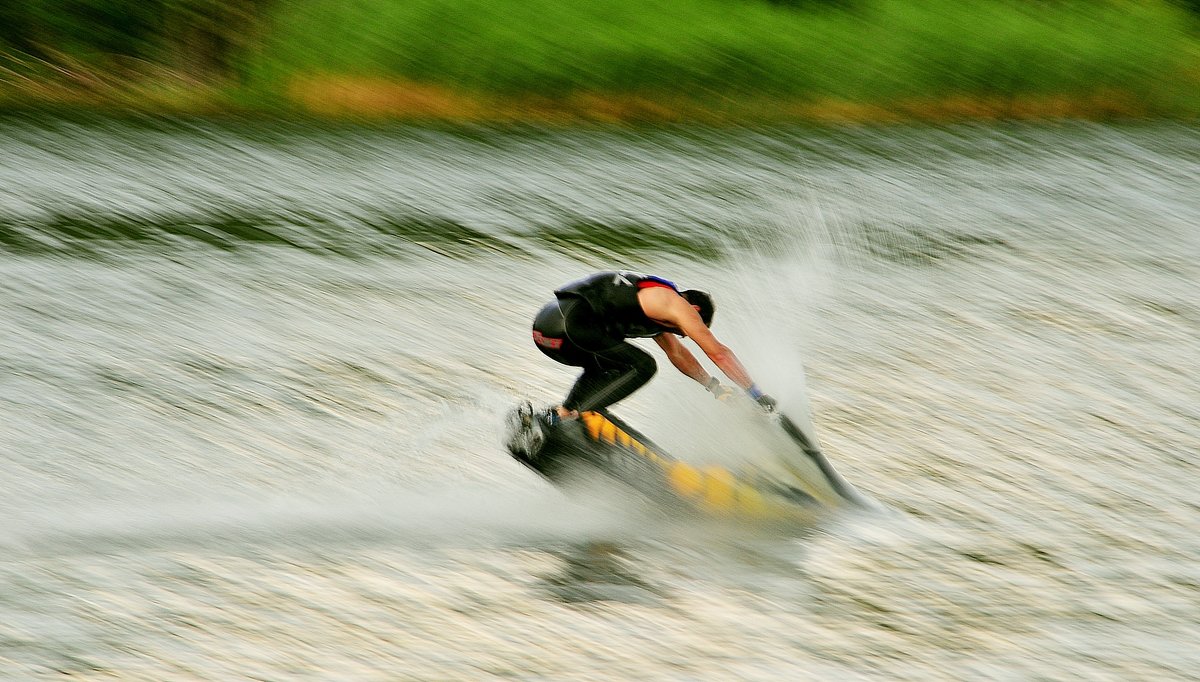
xmin=504 ymin=401 xmax=546 ymax=460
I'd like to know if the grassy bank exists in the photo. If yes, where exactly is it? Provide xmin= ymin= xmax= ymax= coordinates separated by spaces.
xmin=3 ymin=0 xmax=1199 ymax=123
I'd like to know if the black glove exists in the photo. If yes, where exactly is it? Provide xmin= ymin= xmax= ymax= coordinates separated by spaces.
xmin=747 ymin=384 xmax=776 ymax=412
xmin=755 ymin=393 xmax=778 ymax=412
xmin=705 ymin=376 xmax=735 ymax=401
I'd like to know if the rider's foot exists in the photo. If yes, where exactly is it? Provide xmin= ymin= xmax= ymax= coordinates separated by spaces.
xmin=505 ymin=401 xmax=546 ymax=459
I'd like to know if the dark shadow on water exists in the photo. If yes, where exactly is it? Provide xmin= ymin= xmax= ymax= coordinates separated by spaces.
xmin=533 ymin=220 xmax=724 ymax=263
xmin=4 ymin=212 xmax=730 ymax=262
xmin=857 ymin=221 xmax=1015 ymax=266
xmin=367 ymin=215 xmax=526 ymax=258
xmin=0 ymin=212 xmax=531 ymax=259
xmin=539 ymin=541 xmax=668 ymax=606
xmin=534 ymin=514 xmax=832 ymax=606
xmin=0 ymin=213 xmax=308 ymax=254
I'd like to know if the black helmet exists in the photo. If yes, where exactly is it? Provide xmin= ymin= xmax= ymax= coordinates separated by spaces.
xmin=681 ymin=289 xmax=715 ymax=327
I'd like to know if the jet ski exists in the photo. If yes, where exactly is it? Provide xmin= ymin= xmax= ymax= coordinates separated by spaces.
xmin=503 ymin=402 xmax=866 ymax=521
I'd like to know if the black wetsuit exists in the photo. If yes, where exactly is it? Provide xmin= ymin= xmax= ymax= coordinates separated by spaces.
xmin=532 ymin=271 xmax=680 ymax=413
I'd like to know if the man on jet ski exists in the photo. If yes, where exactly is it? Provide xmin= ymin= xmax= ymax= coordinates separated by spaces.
xmin=509 ymin=271 xmax=776 ymax=457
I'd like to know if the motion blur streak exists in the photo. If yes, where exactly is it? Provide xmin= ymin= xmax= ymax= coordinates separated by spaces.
xmin=2 ymin=117 xmax=1199 ymax=679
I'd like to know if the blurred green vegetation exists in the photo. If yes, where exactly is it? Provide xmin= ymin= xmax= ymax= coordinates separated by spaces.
xmin=0 ymin=1 xmax=265 ymax=76
xmin=2 ymin=0 xmax=1198 ymax=120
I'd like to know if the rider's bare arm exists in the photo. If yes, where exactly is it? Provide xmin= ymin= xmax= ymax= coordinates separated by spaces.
xmin=653 ymin=333 xmax=709 ymax=384
xmin=639 ymin=287 xmax=755 ymax=390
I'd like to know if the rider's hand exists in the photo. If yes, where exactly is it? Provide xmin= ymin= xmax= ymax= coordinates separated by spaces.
xmin=747 ymin=384 xmax=777 ymax=412
xmin=754 ymin=393 xmax=778 ymax=412
xmin=705 ymin=377 xmax=735 ymax=402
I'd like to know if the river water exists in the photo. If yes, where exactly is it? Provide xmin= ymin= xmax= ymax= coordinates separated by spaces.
xmin=1 ymin=115 xmax=1198 ymax=680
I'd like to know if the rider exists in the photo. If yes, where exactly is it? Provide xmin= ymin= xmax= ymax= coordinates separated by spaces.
xmin=520 ymin=270 xmax=776 ymax=437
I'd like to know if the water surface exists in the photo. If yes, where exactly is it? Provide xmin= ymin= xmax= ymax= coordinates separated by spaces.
xmin=2 ymin=115 xmax=1198 ymax=680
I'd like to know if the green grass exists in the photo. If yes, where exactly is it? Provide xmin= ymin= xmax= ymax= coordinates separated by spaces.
xmin=4 ymin=0 xmax=1198 ymax=120
xmin=240 ymin=0 xmax=1200 ymax=113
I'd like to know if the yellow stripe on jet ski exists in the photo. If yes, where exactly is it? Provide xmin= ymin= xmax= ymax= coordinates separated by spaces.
xmin=578 ymin=411 xmax=812 ymax=520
